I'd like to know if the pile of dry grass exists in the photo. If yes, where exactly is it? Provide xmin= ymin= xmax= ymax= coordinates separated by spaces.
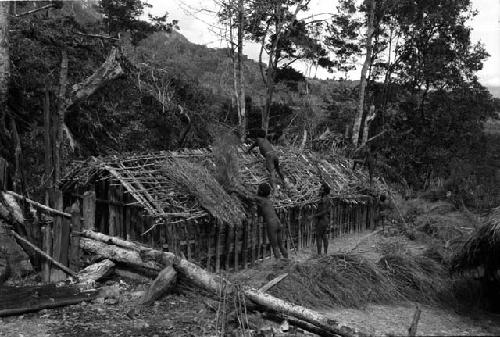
xmin=269 ymin=251 xmax=455 ymax=309
xmin=451 ymin=206 xmax=500 ymax=276
xmin=269 ymin=254 xmax=402 ymax=309
xmin=161 ymin=157 xmax=246 ymax=227
xmin=378 ymin=254 xmax=451 ymax=304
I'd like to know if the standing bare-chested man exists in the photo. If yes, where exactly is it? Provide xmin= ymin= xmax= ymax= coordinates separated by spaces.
xmin=314 ymin=182 xmax=331 ymax=255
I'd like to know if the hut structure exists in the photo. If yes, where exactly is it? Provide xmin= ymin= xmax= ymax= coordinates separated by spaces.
xmin=452 ymin=206 xmax=500 ymax=279
xmin=62 ymin=146 xmax=379 ymax=272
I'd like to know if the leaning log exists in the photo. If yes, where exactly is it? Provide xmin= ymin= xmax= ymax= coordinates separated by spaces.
xmin=10 ymin=229 xmax=77 ymax=279
xmin=79 ymin=231 xmax=375 ymax=337
xmin=141 ymin=265 xmax=177 ymax=305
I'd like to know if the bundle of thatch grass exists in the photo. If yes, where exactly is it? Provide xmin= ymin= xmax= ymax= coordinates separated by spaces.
xmin=268 ymin=251 xmax=455 ymax=309
xmin=161 ymin=157 xmax=246 ymax=227
xmin=269 ymin=254 xmax=401 ymax=309
xmin=378 ymin=254 xmax=451 ymax=304
xmin=212 ymin=130 xmax=241 ymax=189
xmin=451 ymin=206 xmax=500 ymax=277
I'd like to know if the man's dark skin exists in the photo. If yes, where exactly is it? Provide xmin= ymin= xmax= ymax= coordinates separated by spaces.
xmin=314 ymin=182 xmax=331 ymax=255
xmin=376 ymin=194 xmax=391 ymax=229
xmin=247 ymin=137 xmax=284 ymax=187
xmin=352 ymin=147 xmax=374 ymax=184
xmin=230 ymin=183 xmax=288 ymax=259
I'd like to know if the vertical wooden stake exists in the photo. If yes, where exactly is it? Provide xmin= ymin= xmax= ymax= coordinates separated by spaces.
xmin=50 ymin=189 xmax=65 ymax=282
xmin=42 ymin=224 xmax=52 ymax=282
xmin=297 ymin=208 xmax=302 ymax=250
xmin=257 ymin=215 xmax=262 ymax=260
xmin=242 ymin=221 xmax=248 ymax=270
xmin=206 ymin=222 xmax=213 ymax=271
xmin=215 ymin=221 xmax=221 ymax=273
xmin=250 ymin=211 xmax=256 ymax=267
xmin=82 ymin=191 xmax=96 ymax=231
xmin=185 ymin=224 xmax=192 ymax=260
xmin=234 ymin=225 xmax=239 ymax=271
xmin=69 ymin=201 xmax=81 ymax=271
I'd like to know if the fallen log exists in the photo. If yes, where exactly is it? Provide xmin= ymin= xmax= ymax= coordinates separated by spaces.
xmin=79 ymin=231 xmax=377 ymax=337
xmin=79 ymin=238 xmax=163 ymax=276
xmin=141 ymin=265 xmax=177 ymax=305
xmin=77 ymin=259 xmax=115 ymax=284
xmin=77 ymin=230 xmax=141 ymax=251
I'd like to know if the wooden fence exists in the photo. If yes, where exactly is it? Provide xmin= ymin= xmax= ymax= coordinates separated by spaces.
xmin=69 ymin=187 xmax=375 ymax=272
xmin=9 ymin=188 xmax=374 ymax=279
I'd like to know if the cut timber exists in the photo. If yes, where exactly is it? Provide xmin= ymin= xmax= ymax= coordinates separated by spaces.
xmin=259 ymin=273 xmax=288 ymax=292
xmin=77 ymin=259 xmax=115 ymax=284
xmin=141 ymin=265 xmax=177 ymax=305
xmin=79 ymin=230 xmax=377 ymax=337
xmin=79 ymin=238 xmax=162 ymax=276
xmin=0 ymin=284 xmax=96 ymax=317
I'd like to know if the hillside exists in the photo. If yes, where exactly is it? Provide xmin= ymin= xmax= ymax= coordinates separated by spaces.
xmin=488 ymin=86 xmax=500 ymax=98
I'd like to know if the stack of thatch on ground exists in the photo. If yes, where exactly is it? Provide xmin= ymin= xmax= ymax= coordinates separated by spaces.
xmin=269 ymin=252 xmax=452 ymax=309
xmin=62 ymin=145 xmax=382 ymax=225
xmin=451 ymin=206 xmax=500 ymax=277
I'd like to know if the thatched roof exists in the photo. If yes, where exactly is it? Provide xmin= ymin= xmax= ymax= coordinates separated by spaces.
xmin=62 ymin=146 xmax=379 ymax=224
xmin=451 ymin=206 xmax=500 ymax=275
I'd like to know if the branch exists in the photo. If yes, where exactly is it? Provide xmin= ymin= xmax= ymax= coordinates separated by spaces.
xmin=14 ymin=3 xmax=55 ymax=17
xmin=74 ymin=31 xmax=119 ymax=41
xmin=63 ymin=47 xmax=124 ymax=113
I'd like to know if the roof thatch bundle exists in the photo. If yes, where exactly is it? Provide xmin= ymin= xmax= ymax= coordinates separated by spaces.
xmin=160 ymin=157 xmax=245 ymax=227
xmin=451 ymin=206 xmax=500 ymax=276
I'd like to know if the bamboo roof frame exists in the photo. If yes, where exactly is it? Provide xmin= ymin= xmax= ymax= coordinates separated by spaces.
xmin=62 ymin=146 xmax=380 ymax=224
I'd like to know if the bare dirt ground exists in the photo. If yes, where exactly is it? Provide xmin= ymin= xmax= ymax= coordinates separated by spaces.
xmin=231 ymin=225 xmax=500 ymax=337
xmin=2 ymin=202 xmax=500 ymax=337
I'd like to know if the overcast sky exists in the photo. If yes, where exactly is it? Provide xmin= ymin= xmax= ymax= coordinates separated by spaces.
xmin=145 ymin=0 xmax=500 ymax=87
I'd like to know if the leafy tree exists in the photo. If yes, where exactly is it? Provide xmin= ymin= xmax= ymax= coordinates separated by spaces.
xmin=246 ymin=0 xmax=331 ymax=134
xmin=98 ymin=0 xmax=176 ymax=44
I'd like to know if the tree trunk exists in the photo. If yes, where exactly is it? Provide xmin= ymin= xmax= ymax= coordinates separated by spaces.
xmin=54 ymin=50 xmax=68 ymax=187
xmin=9 ymin=119 xmax=21 ymax=193
xmin=43 ymin=87 xmax=52 ymax=204
xmin=262 ymin=4 xmax=282 ymax=135
xmin=79 ymin=230 xmax=376 ymax=337
xmin=351 ymin=0 xmax=376 ymax=147
xmin=361 ymin=105 xmax=376 ymax=147
xmin=237 ymin=0 xmax=246 ymax=140
xmin=0 ymin=2 xmax=9 ymax=134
